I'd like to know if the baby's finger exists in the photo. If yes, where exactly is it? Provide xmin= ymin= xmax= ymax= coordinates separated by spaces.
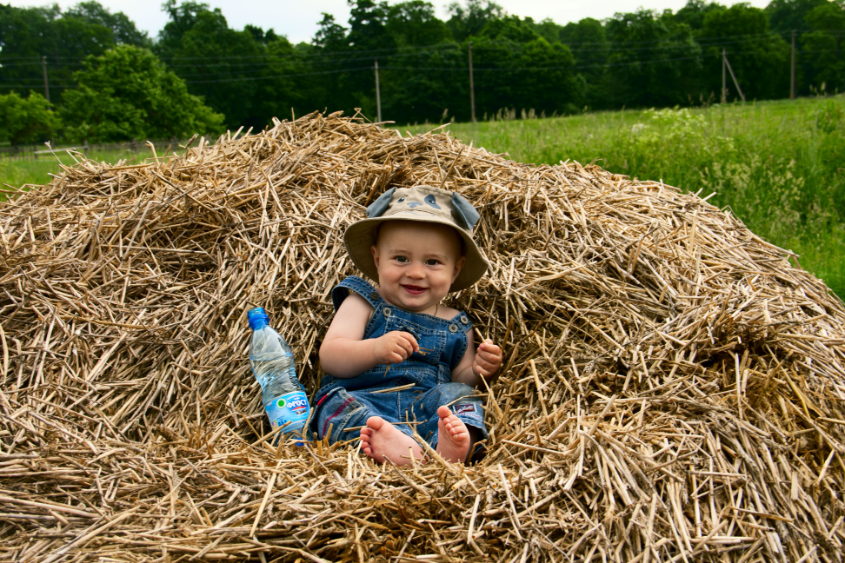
xmin=399 ymin=332 xmax=419 ymax=352
xmin=477 ymin=349 xmax=501 ymax=366
xmin=474 ymin=362 xmax=492 ymax=379
xmin=397 ymin=334 xmax=417 ymax=355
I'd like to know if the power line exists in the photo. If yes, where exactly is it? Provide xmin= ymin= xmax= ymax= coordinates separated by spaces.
xmin=6 ymin=28 xmax=839 ymax=67
xmin=2 ymin=42 xmax=841 ymax=90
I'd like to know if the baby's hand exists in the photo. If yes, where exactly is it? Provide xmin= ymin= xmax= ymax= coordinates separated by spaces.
xmin=373 ymin=331 xmax=419 ymax=365
xmin=473 ymin=339 xmax=502 ymax=380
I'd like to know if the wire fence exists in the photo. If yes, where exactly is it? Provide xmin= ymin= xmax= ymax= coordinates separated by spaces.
xmin=0 ymin=139 xmax=186 ymax=162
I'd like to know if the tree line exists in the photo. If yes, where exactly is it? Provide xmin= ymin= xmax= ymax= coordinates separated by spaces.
xmin=1 ymin=0 xmax=843 ymax=145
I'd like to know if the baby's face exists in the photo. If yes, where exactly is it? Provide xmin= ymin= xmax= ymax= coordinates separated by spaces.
xmin=371 ymin=221 xmax=466 ymax=315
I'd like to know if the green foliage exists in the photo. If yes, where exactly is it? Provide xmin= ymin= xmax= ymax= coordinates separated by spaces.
xmin=469 ymin=34 xmax=582 ymax=118
xmin=386 ymin=1 xmax=452 ymax=46
xmin=674 ymin=0 xmax=724 ymax=32
xmin=0 ymin=92 xmax=57 ymax=145
xmin=698 ymin=4 xmax=790 ymax=100
xmin=0 ymin=2 xmax=148 ymax=101
xmin=559 ymin=18 xmax=608 ymax=109
xmin=604 ymin=10 xmax=702 ymax=108
xmin=64 ymin=2 xmax=150 ymax=46
xmin=766 ymin=0 xmax=829 ymax=31
xmin=801 ymin=3 xmax=845 ymax=92
xmin=60 ymin=45 xmax=224 ymax=142
xmin=445 ymin=0 xmax=504 ymax=42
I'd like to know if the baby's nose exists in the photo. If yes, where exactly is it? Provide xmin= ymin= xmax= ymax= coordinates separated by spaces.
xmin=407 ymin=262 xmax=425 ymax=278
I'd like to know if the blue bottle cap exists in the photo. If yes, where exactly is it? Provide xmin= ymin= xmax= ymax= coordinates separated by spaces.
xmin=247 ymin=307 xmax=269 ymax=330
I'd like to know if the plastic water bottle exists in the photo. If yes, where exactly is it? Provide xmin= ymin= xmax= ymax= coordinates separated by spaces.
xmin=247 ymin=307 xmax=310 ymax=443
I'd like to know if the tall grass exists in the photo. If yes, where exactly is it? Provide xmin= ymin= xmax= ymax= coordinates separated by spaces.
xmin=0 ymin=147 xmax=163 ymax=201
xmin=404 ymin=96 xmax=845 ymax=298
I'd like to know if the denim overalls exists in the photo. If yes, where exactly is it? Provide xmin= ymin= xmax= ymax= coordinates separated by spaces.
xmin=310 ymin=276 xmax=487 ymax=450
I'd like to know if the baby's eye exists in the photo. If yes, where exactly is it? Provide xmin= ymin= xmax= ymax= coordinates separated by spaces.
xmin=425 ymin=259 xmax=441 ymax=266
xmin=394 ymin=256 xmax=409 ymax=263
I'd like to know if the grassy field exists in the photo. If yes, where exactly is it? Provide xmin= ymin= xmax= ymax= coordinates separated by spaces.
xmin=3 ymin=98 xmax=843 ymax=297
xmin=405 ymin=97 xmax=845 ymax=298
xmin=0 ymin=146 xmax=168 ymax=199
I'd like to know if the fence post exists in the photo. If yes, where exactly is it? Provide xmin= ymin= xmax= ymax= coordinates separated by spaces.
xmin=468 ymin=41 xmax=476 ymax=123
xmin=33 ymin=144 xmax=38 ymax=160
xmin=790 ymin=30 xmax=796 ymax=100
xmin=84 ymin=140 xmax=88 ymax=158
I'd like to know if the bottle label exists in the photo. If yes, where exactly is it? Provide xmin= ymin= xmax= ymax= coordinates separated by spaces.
xmin=265 ymin=391 xmax=310 ymax=435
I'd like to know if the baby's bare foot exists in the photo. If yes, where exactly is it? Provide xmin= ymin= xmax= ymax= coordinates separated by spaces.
xmin=360 ymin=416 xmax=422 ymax=466
xmin=435 ymin=406 xmax=471 ymax=463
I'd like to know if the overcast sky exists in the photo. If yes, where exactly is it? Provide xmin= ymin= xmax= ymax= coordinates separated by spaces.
xmin=8 ymin=0 xmax=772 ymax=44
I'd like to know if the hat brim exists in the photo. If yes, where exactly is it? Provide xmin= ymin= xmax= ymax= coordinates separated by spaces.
xmin=344 ymin=212 xmax=489 ymax=293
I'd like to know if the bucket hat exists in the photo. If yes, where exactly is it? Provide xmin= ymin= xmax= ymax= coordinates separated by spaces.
xmin=344 ymin=186 xmax=489 ymax=292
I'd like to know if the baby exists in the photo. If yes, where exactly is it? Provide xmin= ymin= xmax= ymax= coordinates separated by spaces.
xmin=311 ymin=186 xmax=503 ymax=465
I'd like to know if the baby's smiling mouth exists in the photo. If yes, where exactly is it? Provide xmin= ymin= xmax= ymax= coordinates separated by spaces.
xmin=402 ymin=284 xmax=428 ymax=294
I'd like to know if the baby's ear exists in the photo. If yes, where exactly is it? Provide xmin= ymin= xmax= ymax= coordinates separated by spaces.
xmin=452 ymin=255 xmax=466 ymax=282
xmin=371 ymin=245 xmax=380 ymax=267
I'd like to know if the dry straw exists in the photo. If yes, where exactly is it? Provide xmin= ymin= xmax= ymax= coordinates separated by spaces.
xmin=1 ymin=112 xmax=844 ymax=562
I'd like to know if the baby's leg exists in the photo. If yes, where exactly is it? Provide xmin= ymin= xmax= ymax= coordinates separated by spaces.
xmin=360 ymin=417 xmax=423 ymax=466
xmin=435 ymin=406 xmax=472 ymax=463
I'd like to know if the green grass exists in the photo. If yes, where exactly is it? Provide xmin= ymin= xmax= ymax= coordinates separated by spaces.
xmin=403 ymin=97 xmax=845 ymax=298
xmin=0 ymin=147 xmax=161 ymax=201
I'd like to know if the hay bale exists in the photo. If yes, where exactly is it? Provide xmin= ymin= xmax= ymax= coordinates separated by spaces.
xmin=1 ymin=112 xmax=843 ymax=562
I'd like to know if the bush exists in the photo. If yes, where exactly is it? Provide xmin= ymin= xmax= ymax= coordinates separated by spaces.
xmin=60 ymin=45 xmax=225 ymax=143
xmin=0 ymin=92 xmax=58 ymax=146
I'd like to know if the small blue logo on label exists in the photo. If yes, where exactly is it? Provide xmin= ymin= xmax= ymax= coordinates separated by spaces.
xmin=287 ymin=395 xmax=308 ymax=415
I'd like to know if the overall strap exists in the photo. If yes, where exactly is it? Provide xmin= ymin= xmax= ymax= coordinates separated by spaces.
xmin=331 ymin=276 xmax=382 ymax=312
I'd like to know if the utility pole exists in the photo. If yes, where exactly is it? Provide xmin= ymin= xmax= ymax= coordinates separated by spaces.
xmin=374 ymin=60 xmax=382 ymax=122
xmin=41 ymin=55 xmax=50 ymax=106
xmin=468 ymin=42 xmax=476 ymax=123
xmin=721 ymin=48 xmax=727 ymax=104
xmin=723 ymin=50 xmax=745 ymax=102
xmin=790 ymin=30 xmax=796 ymax=100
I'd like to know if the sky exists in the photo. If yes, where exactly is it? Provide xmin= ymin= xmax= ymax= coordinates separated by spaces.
xmin=8 ymin=0 xmax=773 ymax=44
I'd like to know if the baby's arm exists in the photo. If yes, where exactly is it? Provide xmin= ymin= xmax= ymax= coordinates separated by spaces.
xmin=452 ymin=329 xmax=503 ymax=387
xmin=319 ymin=293 xmax=419 ymax=378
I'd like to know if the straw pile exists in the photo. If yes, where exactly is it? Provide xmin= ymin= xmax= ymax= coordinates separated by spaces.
xmin=1 ymin=112 xmax=844 ymax=563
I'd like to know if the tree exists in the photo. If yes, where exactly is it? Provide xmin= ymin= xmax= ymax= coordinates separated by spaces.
xmin=765 ymin=0 xmax=828 ymax=32
xmin=605 ymin=10 xmax=702 ymax=108
xmin=469 ymin=17 xmax=583 ymax=116
xmin=314 ymin=13 xmax=347 ymax=50
xmin=64 ymin=2 xmax=149 ymax=46
xmin=0 ymin=2 xmax=148 ymax=101
xmin=60 ymin=45 xmax=224 ymax=142
xmin=528 ymin=18 xmax=564 ymax=45
xmin=0 ymin=92 xmax=57 ymax=146
xmin=802 ymin=2 xmax=845 ymax=91
xmin=560 ymin=18 xmax=609 ymax=108
xmin=156 ymin=1 xmax=274 ymax=129
xmin=698 ymin=4 xmax=790 ymax=100
xmin=674 ymin=0 xmax=724 ymax=33
xmin=446 ymin=0 xmax=505 ymax=42
xmin=386 ymin=1 xmax=452 ymax=46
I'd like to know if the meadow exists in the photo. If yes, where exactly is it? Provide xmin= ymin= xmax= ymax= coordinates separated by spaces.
xmin=0 ymin=146 xmax=171 ymax=196
xmin=405 ymin=96 xmax=845 ymax=298
xmin=2 ymin=97 xmax=843 ymax=297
